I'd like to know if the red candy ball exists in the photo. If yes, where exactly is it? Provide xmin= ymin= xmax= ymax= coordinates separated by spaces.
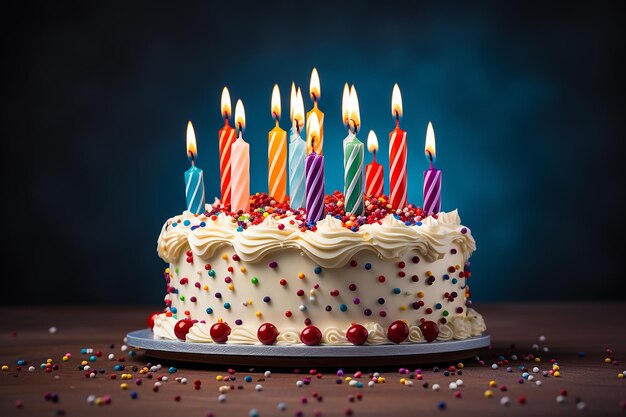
xmin=257 ymin=323 xmax=279 ymax=345
xmin=387 ymin=320 xmax=409 ymax=344
xmin=300 ymin=325 xmax=322 ymax=346
xmin=210 ymin=322 xmax=232 ymax=343
xmin=146 ymin=312 xmax=161 ymax=330
xmin=346 ymin=324 xmax=368 ymax=346
xmin=173 ymin=319 xmax=194 ymax=340
xmin=419 ymin=320 xmax=439 ymax=342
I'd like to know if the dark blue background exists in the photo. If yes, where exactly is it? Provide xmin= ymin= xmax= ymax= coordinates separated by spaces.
xmin=4 ymin=1 xmax=625 ymax=304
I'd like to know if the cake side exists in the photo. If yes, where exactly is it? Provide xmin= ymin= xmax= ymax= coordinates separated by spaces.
xmin=153 ymin=209 xmax=486 ymax=345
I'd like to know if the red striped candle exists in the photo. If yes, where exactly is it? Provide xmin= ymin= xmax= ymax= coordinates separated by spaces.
xmin=365 ymin=130 xmax=384 ymax=197
xmin=218 ymin=87 xmax=236 ymax=208
xmin=389 ymin=84 xmax=407 ymax=209
xmin=423 ymin=122 xmax=442 ymax=215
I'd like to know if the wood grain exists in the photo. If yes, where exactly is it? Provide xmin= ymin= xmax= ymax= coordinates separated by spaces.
xmin=1 ymin=303 xmax=625 ymax=416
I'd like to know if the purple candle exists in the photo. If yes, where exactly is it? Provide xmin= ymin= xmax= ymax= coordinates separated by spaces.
xmin=305 ymin=113 xmax=325 ymax=223
xmin=423 ymin=122 xmax=442 ymax=215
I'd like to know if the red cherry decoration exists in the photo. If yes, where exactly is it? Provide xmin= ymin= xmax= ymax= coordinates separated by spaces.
xmin=173 ymin=319 xmax=194 ymax=340
xmin=387 ymin=320 xmax=409 ymax=344
xmin=257 ymin=323 xmax=279 ymax=345
xmin=147 ymin=312 xmax=161 ymax=330
xmin=210 ymin=322 xmax=231 ymax=343
xmin=300 ymin=325 xmax=322 ymax=346
xmin=419 ymin=320 xmax=439 ymax=342
xmin=346 ymin=324 xmax=368 ymax=346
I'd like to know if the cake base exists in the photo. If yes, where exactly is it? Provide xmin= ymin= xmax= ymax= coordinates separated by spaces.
xmin=127 ymin=329 xmax=490 ymax=367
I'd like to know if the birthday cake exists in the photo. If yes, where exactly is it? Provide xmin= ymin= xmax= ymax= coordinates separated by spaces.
xmin=151 ymin=192 xmax=486 ymax=346
xmin=150 ymin=74 xmax=486 ymax=346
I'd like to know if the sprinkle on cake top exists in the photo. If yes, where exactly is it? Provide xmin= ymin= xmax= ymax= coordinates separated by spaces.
xmin=204 ymin=191 xmax=431 ymax=232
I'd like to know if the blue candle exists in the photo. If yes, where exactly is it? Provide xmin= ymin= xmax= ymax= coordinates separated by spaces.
xmin=185 ymin=121 xmax=206 ymax=214
xmin=289 ymin=86 xmax=306 ymax=210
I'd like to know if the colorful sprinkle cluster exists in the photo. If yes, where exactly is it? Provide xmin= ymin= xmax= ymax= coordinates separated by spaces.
xmin=203 ymin=191 xmax=429 ymax=231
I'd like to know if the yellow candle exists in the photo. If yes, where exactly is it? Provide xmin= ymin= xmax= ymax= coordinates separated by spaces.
xmin=306 ymin=67 xmax=324 ymax=155
xmin=231 ymin=99 xmax=250 ymax=213
xmin=268 ymin=84 xmax=287 ymax=203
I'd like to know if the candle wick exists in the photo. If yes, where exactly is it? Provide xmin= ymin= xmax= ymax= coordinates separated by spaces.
xmin=427 ymin=150 xmax=434 ymax=168
xmin=273 ymin=112 xmax=280 ymax=126
xmin=349 ymin=119 xmax=358 ymax=135
xmin=296 ymin=120 xmax=301 ymax=135
xmin=395 ymin=112 xmax=400 ymax=128
xmin=373 ymin=150 xmax=377 ymax=163
xmin=189 ymin=151 xmax=195 ymax=165
xmin=312 ymin=93 xmax=317 ymax=103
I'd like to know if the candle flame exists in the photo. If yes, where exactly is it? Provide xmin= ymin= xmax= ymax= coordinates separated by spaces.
xmin=310 ymin=67 xmax=321 ymax=101
xmin=293 ymin=87 xmax=305 ymax=132
xmin=221 ymin=87 xmax=232 ymax=120
xmin=186 ymin=120 xmax=197 ymax=161
xmin=290 ymin=82 xmax=296 ymax=122
xmin=235 ymin=99 xmax=246 ymax=135
xmin=306 ymin=112 xmax=320 ymax=154
xmin=349 ymin=85 xmax=360 ymax=133
xmin=425 ymin=121 xmax=436 ymax=162
xmin=342 ymin=83 xmax=350 ymax=128
xmin=367 ymin=130 xmax=378 ymax=153
xmin=391 ymin=84 xmax=403 ymax=121
xmin=271 ymin=84 xmax=281 ymax=121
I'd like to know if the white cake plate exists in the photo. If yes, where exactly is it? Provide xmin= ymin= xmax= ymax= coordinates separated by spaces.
xmin=127 ymin=329 xmax=490 ymax=367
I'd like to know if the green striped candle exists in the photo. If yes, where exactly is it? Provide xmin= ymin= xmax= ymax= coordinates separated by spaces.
xmin=343 ymin=85 xmax=364 ymax=216
xmin=343 ymin=133 xmax=364 ymax=215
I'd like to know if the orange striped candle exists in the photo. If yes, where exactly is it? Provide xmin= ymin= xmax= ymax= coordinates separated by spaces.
xmin=268 ymin=84 xmax=287 ymax=203
xmin=218 ymin=87 xmax=236 ymax=208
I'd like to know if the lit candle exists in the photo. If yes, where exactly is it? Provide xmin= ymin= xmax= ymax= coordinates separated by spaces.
xmin=230 ymin=100 xmax=250 ymax=213
xmin=389 ymin=84 xmax=407 ymax=210
xmin=288 ymin=85 xmax=306 ymax=210
xmin=184 ymin=121 xmax=206 ymax=214
xmin=343 ymin=86 xmax=364 ymax=215
xmin=305 ymin=112 xmax=325 ymax=223
xmin=268 ymin=84 xmax=287 ymax=203
xmin=342 ymin=83 xmax=350 ymax=125
xmin=365 ymin=130 xmax=384 ymax=198
xmin=423 ymin=122 xmax=442 ymax=215
xmin=218 ymin=87 xmax=237 ymax=208
xmin=306 ymin=68 xmax=324 ymax=155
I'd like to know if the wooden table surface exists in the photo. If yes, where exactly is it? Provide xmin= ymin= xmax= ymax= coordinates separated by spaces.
xmin=1 ymin=303 xmax=625 ymax=416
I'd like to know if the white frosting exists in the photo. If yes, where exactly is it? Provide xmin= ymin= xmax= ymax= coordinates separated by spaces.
xmin=276 ymin=329 xmax=300 ymax=345
xmin=185 ymin=322 xmax=213 ymax=343
xmin=152 ymin=314 xmax=178 ymax=340
xmin=157 ymin=210 xmax=475 ymax=269
xmin=408 ymin=326 xmax=425 ymax=343
xmin=227 ymin=327 xmax=259 ymax=345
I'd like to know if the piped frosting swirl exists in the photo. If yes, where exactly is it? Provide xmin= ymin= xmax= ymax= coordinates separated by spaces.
xmin=152 ymin=309 xmax=486 ymax=345
xmin=157 ymin=210 xmax=475 ymax=268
